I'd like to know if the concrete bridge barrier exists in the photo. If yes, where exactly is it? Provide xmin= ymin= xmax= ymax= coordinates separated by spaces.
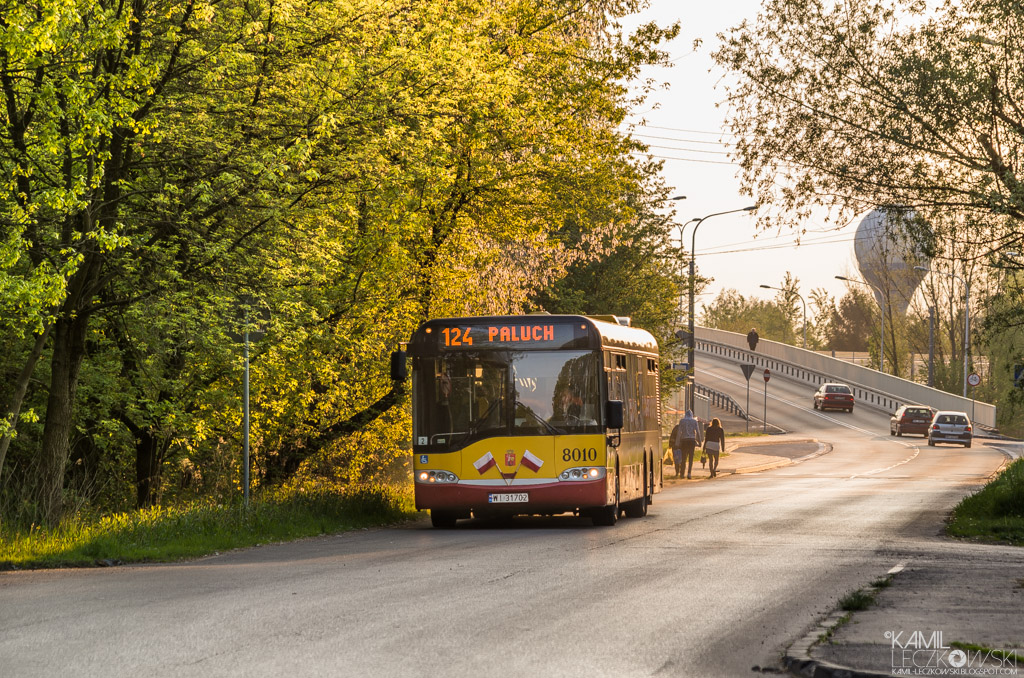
xmin=695 ymin=327 xmax=997 ymax=429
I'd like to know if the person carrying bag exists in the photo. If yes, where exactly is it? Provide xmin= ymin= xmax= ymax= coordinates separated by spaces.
xmin=703 ymin=417 xmax=726 ymax=478
xmin=669 ymin=421 xmax=683 ymax=478
xmin=673 ymin=410 xmax=703 ymax=479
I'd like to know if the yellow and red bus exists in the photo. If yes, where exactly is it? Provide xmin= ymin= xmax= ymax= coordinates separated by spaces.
xmin=406 ymin=314 xmax=661 ymax=527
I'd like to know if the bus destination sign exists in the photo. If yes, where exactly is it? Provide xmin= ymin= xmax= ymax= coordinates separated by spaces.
xmin=429 ymin=322 xmax=584 ymax=350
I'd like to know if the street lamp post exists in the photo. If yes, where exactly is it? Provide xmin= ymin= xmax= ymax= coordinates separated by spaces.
xmin=760 ymin=283 xmax=807 ymax=349
xmin=836 ymin=276 xmax=886 ymax=372
xmin=686 ymin=206 xmax=757 ymax=410
xmin=671 ymin=195 xmax=688 ymax=416
xmin=671 ymin=196 xmax=688 ymax=325
xmin=916 ymin=265 xmax=970 ymax=397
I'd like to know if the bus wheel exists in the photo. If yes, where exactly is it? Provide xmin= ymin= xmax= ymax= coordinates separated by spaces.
xmin=623 ymin=492 xmax=647 ymax=518
xmin=592 ymin=473 xmax=619 ymax=526
xmin=623 ymin=460 xmax=649 ymax=518
xmin=430 ymin=510 xmax=458 ymax=529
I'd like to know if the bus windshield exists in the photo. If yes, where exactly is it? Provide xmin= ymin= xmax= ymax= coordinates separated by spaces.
xmin=412 ymin=350 xmax=602 ymax=451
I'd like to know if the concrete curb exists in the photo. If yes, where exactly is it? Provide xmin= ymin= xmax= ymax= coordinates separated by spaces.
xmin=731 ymin=457 xmax=793 ymax=475
xmin=782 ymin=612 xmax=892 ymax=678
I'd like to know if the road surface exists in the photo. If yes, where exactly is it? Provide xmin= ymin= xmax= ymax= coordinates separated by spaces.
xmin=0 ymin=359 xmax=1008 ymax=677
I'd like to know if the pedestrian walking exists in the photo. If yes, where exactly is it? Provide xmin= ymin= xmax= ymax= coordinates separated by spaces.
xmin=674 ymin=409 xmax=703 ymax=479
xmin=703 ymin=417 xmax=726 ymax=478
xmin=669 ymin=420 xmax=683 ymax=478
xmin=747 ymin=328 xmax=759 ymax=351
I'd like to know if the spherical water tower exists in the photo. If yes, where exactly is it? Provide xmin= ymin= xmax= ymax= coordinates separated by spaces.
xmin=853 ymin=208 xmax=929 ymax=314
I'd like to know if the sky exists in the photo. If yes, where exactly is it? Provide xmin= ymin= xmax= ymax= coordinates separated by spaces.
xmin=621 ymin=2 xmax=867 ymax=316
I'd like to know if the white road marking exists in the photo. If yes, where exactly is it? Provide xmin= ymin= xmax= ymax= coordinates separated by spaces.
xmin=888 ymin=561 xmax=908 ymax=575
xmin=849 ymin=447 xmax=921 ymax=478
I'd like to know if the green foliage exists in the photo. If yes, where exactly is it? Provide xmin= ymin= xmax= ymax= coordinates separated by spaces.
xmin=713 ymin=0 xmax=1024 ymax=400
xmin=0 ymin=0 xmax=678 ymax=523
xmin=702 ymin=289 xmax=794 ymax=342
xmin=0 ymin=484 xmax=415 ymax=568
xmin=533 ymin=184 xmax=684 ymax=394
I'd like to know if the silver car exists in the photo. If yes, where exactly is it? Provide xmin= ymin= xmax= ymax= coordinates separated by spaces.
xmin=927 ymin=411 xmax=972 ymax=448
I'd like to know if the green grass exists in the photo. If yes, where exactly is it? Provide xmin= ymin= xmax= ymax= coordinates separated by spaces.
xmin=0 ymin=484 xmax=416 ymax=570
xmin=948 ymin=458 xmax=1024 ymax=545
xmin=838 ymin=589 xmax=876 ymax=612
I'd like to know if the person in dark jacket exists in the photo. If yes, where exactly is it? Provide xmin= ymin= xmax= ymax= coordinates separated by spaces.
xmin=674 ymin=410 xmax=703 ymax=479
xmin=703 ymin=418 xmax=726 ymax=478
xmin=669 ymin=421 xmax=683 ymax=478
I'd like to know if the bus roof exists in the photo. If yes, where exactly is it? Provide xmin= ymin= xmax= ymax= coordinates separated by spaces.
xmin=408 ymin=314 xmax=659 ymax=354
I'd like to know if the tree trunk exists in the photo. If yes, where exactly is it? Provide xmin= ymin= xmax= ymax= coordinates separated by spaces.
xmin=0 ymin=324 xmax=52 ymax=480
xmin=133 ymin=426 xmax=168 ymax=508
xmin=37 ymin=313 xmax=89 ymax=524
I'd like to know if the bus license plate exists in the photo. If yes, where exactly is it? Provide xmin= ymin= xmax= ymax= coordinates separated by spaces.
xmin=488 ymin=493 xmax=528 ymax=504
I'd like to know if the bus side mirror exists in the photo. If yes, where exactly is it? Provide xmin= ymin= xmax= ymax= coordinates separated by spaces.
xmin=605 ymin=400 xmax=624 ymax=430
xmin=605 ymin=400 xmax=623 ymax=448
xmin=390 ymin=350 xmax=407 ymax=382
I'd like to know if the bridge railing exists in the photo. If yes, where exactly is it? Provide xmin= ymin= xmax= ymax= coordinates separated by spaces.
xmin=695 ymin=384 xmax=748 ymax=420
xmin=695 ymin=327 xmax=997 ymax=429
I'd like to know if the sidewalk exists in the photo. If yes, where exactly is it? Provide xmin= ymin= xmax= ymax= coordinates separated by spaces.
xmin=660 ymin=434 xmax=822 ymax=483
xmin=785 ymin=553 xmax=1024 ymax=677
xmin=783 ymin=441 xmax=1024 ymax=678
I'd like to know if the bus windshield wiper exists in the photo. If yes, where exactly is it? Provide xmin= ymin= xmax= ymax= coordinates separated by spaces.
xmin=515 ymin=401 xmax=563 ymax=434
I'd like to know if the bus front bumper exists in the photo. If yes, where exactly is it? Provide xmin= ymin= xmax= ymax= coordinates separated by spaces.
xmin=415 ymin=479 xmax=609 ymax=513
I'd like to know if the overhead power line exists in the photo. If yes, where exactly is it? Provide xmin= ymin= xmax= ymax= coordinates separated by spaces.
xmin=644 ymin=143 xmax=732 ymax=156
xmin=643 ymin=152 xmax=737 ymax=166
xmin=632 ymin=133 xmax=727 ymax=147
xmin=632 ymin=123 xmax=737 ymax=137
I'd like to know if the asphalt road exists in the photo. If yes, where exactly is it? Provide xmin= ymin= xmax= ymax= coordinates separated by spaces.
xmin=0 ymin=359 xmax=1009 ymax=678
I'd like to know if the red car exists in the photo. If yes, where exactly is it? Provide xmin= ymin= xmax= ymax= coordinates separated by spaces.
xmin=813 ymin=383 xmax=854 ymax=412
xmin=890 ymin=405 xmax=935 ymax=437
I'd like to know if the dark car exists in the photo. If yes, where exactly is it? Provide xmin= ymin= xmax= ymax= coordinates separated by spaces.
xmin=890 ymin=405 xmax=935 ymax=437
xmin=928 ymin=411 xmax=972 ymax=448
xmin=813 ymin=383 xmax=854 ymax=412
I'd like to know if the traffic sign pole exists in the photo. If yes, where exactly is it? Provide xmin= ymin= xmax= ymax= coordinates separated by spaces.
xmin=968 ymin=372 xmax=980 ymax=424
xmin=762 ymin=369 xmax=771 ymax=433
xmin=740 ymin=364 xmax=756 ymax=433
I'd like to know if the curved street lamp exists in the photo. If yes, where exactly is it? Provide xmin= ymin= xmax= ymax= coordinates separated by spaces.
xmin=836 ymin=275 xmax=885 ymax=372
xmin=916 ymin=265 xmax=970 ymax=397
xmin=685 ymin=205 xmax=757 ymax=409
xmin=760 ymin=283 xmax=807 ymax=349
xmin=671 ymin=196 xmax=689 ymax=324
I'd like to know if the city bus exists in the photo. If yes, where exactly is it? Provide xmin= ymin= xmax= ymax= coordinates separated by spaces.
xmin=405 ymin=314 xmax=662 ymax=527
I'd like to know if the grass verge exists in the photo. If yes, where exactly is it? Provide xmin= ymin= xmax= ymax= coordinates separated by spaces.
xmin=0 ymin=484 xmax=417 ymax=570
xmin=947 ymin=458 xmax=1024 ymax=546
xmin=817 ymin=575 xmax=895 ymax=645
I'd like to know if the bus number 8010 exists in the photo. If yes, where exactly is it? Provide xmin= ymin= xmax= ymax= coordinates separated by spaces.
xmin=562 ymin=447 xmax=598 ymax=462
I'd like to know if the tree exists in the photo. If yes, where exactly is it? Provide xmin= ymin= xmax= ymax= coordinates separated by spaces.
xmin=701 ymin=289 xmax=795 ymax=343
xmin=0 ymin=0 xmax=680 ymax=521
xmin=714 ymin=0 xmax=1024 ymax=267
xmin=826 ymin=286 xmax=878 ymax=353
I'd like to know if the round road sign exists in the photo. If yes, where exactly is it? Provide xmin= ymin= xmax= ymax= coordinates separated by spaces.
xmin=763 ymin=368 xmax=771 ymax=382
xmin=967 ymin=372 xmax=981 ymax=387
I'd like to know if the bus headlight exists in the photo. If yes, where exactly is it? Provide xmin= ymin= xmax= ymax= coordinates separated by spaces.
xmin=558 ymin=467 xmax=606 ymax=482
xmin=416 ymin=470 xmax=459 ymax=484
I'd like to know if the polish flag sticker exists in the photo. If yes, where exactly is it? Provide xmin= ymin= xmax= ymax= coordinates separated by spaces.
xmin=474 ymin=452 xmax=497 ymax=474
xmin=521 ymin=449 xmax=543 ymax=472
